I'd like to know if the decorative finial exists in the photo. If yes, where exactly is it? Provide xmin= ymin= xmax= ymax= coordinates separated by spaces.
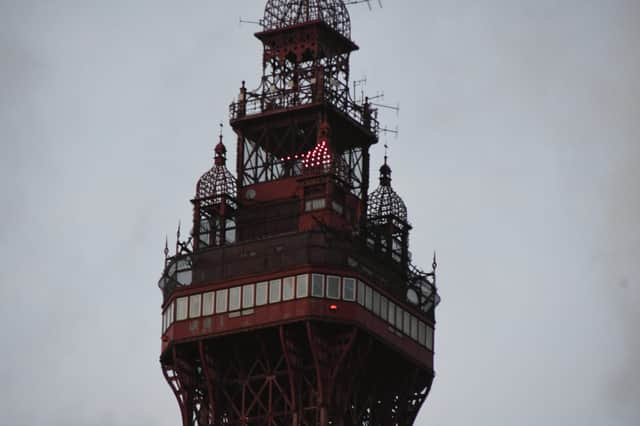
xmin=164 ymin=236 xmax=169 ymax=260
xmin=432 ymin=251 xmax=438 ymax=271
xmin=215 ymin=123 xmax=227 ymax=166
xmin=384 ymin=141 xmax=389 ymax=166
xmin=379 ymin=144 xmax=392 ymax=186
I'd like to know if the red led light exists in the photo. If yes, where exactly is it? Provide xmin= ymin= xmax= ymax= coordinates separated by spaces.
xmin=329 ymin=304 xmax=338 ymax=311
xmin=281 ymin=140 xmax=333 ymax=169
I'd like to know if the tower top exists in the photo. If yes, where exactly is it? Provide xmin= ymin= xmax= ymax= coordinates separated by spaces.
xmin=262 ymin=0 xmax=351 ymax=38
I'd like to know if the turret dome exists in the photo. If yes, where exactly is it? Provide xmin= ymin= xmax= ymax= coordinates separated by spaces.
xmin=195 ymin=136 xmax=237 ymax=205
xmin=367 ymin=159 xmax=408 ymax=224
xmin=262 ymin=0 xmax=351 ymax=38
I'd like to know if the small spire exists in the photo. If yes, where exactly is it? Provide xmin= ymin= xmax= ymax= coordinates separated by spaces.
xmin=432 ymin=251 xmax=438 ymax=271
xmin=215 ymin=123 xmax=227 ymax=166
xmin=175 ymin=221 xmax=182 ymax=255
xmin=379 ymin=154 xmax=392 ymax=187
xmin=384 ymin=141 xmax=389 ymax=165
xmin=164 ymin=236 xmax=169 ymax=261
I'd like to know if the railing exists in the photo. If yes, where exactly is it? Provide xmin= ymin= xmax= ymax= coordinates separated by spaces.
xmin=229 ymin=79 xmax=379 ymax=136
xmin=158 ymin=230 xmax=439 ymax=317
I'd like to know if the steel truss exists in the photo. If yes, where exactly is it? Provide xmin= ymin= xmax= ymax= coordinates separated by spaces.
xmin=161 ymin=322 xmax=433 ymax=426
xmin=236 ymin=119 xmax=366 ymax=198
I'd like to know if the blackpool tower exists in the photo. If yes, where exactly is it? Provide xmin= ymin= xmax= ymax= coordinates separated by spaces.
xmin=158 ymin=1 xmax=440 ymax=424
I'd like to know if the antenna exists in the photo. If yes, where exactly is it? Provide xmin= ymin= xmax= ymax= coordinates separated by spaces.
xmin=371 ymin=102 xmax=399 ymax=115
xmin=239 ymin=17 xmax=262 ymax=27
xmin=368 ymin=91 xmax=384 ymax=102
xmin=345 ymin=0 xmax=383 ymax=10
xmin=352 ymin=77 xmax=367 ymax=103
xmin=379 ymin=125 xmax=399 ymax=138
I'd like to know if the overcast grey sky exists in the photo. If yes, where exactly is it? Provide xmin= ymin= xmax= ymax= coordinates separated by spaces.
xmin=1 ymin=0 xmax=639 ymax=425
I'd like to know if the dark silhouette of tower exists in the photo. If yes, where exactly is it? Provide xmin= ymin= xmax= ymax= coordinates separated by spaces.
xmin=158 ymin=1 xmax=440 ymax=424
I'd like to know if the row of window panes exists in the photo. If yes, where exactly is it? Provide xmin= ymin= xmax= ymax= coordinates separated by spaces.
xmin=162 ymin=273 xmax=434 ymax=351
xmin=305 ymin=198 xmax=326 ymax=212
xmin=162 ymin=274 xmax=310 ymax=333
xmin=355 ymin=280 xmax=434 ymax=350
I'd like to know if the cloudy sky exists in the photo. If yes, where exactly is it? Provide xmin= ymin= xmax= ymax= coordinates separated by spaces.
xmin=1 ymin=0 xmax=638 ymax=425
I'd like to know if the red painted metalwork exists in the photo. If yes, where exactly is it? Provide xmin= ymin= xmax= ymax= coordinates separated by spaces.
xmin=158 ymin=1 xmax=440 ymax=424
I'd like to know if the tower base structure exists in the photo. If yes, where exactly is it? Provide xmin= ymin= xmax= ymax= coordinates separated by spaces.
xmin=162 ymin=321 xmax=433 ymax=426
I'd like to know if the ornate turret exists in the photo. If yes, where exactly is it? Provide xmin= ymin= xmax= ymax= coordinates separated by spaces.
xmin=193 ymin=131 xmax=238 ymax=249
xmin=367 ymin=157 xmax=408 ymax=224
xmin=195 ymin=134 xmax=237 ymax=204
xmin=367 ymin=156 xmax=411 ymax=266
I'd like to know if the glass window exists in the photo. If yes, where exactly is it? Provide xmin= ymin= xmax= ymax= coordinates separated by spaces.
xmin=418 ymin=321 xmax=427 ymax=347
xmin=311 ymin=274 xmax=325 ymax=298
xmin=426 ymin=326 xmax=434 ymax=351
xmin=162 ymin=311 xmax=167 ymax=333
xmin=283 ymin=277 xmax=295 ymax=301
xmin=202 ymin=292 xmax=215 ymax=316
xmin=269 ymin=279 xmax=281 ymax=303
xmin=357 ymin=280 xmax=365 ymax=305
xmin=176 ymin=297 xmax=188 ymax=321
xmin=215 ymin=289 xmax=228 ymax=313
xmin=343 ymin=278 xmax=356 ymax=301
xmin=296 ymin=274 xmax=309 ymax=298
xmin=229 ymin=286 xmax=241 ymax=311
xmin=372 ymin=291 xmax=381 ymax=316
xmin=256 ymin=282 xmax=268 ymax=306
xmin=395 ymin=307 xmax=403 ymax=330
xmin=331 ymin=201 xmax=343 ymax=215
xmin=242 ymin=284 xmax=255 ymax=309
xmin=168 ymin=302 xmax=174 ymax=325
xmin=177 ymin=269 xmax=192 ymax=286
xmin=305 ymin=198 xmax=326 ymax=212
xmin=387 ymin=301 xmax=395 ymax=325
xmin=403 ymin=311 xmax=411 ymax=335
xmin=326 ymin=276 xmax=340 ymax=300
xmin=365 ymin=286 xmax=373 ymax=311
xmin=189 ymin=294 xmax=201 ymax=318
xmin=410 ymin=316 xmax=418 ymax=340
xmin=380 ymin=296 xmax=388 ymax=319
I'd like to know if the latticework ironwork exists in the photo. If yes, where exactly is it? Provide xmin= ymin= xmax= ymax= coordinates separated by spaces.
xmin=195 ymin=139 xmax=237 ymax=206
xmin=262 ymin=0 xmax=351 ymax=39
xmin=367 ymin=161 xmax=408 ymax=224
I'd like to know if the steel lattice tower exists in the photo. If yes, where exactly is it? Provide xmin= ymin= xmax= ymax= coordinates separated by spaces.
xmin=158 ymin=1 xmax=440 ymax=424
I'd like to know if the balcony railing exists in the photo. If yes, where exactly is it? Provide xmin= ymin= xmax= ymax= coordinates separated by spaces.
xmin=229 ymin=79 xmax=379 ymax=136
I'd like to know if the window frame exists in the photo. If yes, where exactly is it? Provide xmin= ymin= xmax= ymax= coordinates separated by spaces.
xmin=326 ymin=275 xmax=341 ymax=300
xmin=189 ymin=294 xmax=202 ymax=319
xmin=229 ymin=286 xmax=241 ymax=311
xmin=269 ymin=279 xmax=282 ymax=303
xmin=202 ymin=291 xmax=215 ymax=316
xmin=282 ymin=276 xmax=295 ymax=301
xmin=311 ymin=274 xmax=325 ymax=298
xmin=342 ymin=278 xmax=356 ymax=301
xmin=215 ymin=289 xmax=228 ymax=314
xmin=296 ymin=274 xmax=309 ymax=299
xmin=242 ymin=284 xmax=255 ymax=309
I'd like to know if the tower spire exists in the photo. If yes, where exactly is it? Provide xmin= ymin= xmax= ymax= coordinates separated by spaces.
xmin=379 ymin=144 xmax=392 ymax=187
xmin=215 ymin=123 xmax=227 ymax=166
